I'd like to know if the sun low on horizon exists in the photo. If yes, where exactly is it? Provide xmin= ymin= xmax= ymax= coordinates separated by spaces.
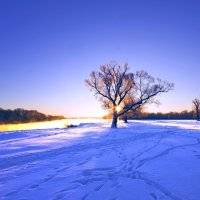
xmin=0 ymin=0 xmax=200 ymax=118
xmin=1 ymin=1 xmax=200 ymax=199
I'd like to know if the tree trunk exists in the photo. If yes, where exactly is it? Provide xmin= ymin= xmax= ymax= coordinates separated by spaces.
xmin=196 ymin=108 xmax=200 ymax=121
xmin=111 ymin=112 xmax=118 ymax=128
xmin=123 ymin=116 xmax=128 ymax=123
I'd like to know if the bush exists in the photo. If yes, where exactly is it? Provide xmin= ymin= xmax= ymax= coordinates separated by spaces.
xmin=64 ymin=123 xmax=78 ymax=128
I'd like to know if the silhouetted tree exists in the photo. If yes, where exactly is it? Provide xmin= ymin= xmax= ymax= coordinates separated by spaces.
xmin=193 ymin=98 xmax=200 ymax=121
xmin=119 ymin=95 xmax=144 ymax=123
xmin=86 ymin=62 xmax=174 ymax=128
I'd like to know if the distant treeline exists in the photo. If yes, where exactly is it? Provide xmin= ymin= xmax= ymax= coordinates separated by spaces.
xmin=135 ymin=110 xmax=194 ymax=120
xmin=103 ymin=110 xmax=195 ymax=120
xmin=0 ymin=108 xmax=65 ymax=124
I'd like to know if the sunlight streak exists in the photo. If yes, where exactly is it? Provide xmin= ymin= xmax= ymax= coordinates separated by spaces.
xmin=116 ymin=106 xmax=122 ymax=113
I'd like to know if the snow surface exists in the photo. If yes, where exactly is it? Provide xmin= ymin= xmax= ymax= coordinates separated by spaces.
xmin=0 ymin=120 xmax=200 ymax=200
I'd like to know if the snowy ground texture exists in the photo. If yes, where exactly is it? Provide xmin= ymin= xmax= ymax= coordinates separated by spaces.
xmin=1 ymin=120 xmax=200 ymax=200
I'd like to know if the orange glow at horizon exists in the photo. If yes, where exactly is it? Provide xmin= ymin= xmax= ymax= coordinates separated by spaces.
xmin=116 ymin=105 xmax=122 ymax=113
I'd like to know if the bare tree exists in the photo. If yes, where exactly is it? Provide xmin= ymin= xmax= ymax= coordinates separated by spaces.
xmin=85 ymin=62 xmax=174 ymax=128
xmin=119 ymin=95 xmax=143 ymax=123
xmin=193 ymin=98 xmax=200 ymax=121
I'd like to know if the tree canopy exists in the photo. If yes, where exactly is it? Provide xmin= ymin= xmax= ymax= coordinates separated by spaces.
xmin=86 ymin=62 xmax=174 ymax=128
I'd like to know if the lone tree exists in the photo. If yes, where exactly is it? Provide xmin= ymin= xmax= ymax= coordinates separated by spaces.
xmin=85 ymin=62 xmax=174 ymax=128
xmin=193 ymin=98 xmax=200 ymax=121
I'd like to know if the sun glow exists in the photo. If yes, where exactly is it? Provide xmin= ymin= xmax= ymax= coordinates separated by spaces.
xmin=116 ymin=106 xmax=122 ymax=113
xmin=0 ymin=118 xmax=107 ymax=132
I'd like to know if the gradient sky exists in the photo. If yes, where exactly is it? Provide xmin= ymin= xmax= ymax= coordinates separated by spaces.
xmin=1 ymin=0 xmax=200 ymax=117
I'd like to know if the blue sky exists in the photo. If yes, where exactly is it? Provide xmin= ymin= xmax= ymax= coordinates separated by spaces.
xmin=0 ymin=0 xmax=200 ymax=117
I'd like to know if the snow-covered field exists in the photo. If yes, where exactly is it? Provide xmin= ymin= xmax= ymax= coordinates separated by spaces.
xmin=0 ymin=120 xmax=200 ymax=200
